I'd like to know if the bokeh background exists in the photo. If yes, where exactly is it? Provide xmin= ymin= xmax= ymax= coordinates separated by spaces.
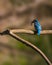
xmin=0 ymin=0 xmax=52 ymax=65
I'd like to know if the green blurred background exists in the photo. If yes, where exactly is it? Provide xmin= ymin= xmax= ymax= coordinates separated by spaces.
xmin=0 ymin=0 xmax=52 ymax=65
xmin=0 ymin=34 xmax=52 ymax=65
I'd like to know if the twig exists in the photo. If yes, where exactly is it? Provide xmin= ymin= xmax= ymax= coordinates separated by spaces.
xmin=8 ymin=30 xmax=52 ymax=65
xmin=11 ymin=29 xmax=52 ymax=35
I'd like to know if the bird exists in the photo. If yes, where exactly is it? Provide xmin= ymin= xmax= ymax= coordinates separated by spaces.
xmin=31 ymin=19 xmax=42 ymax=35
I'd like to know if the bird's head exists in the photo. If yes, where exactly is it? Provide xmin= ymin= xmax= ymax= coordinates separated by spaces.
xmin=31 ymin=19 xmax=38 ymax=25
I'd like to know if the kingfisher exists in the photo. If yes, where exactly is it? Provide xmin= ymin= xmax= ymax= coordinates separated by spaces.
xmin=31 ymin=19 xmax=42 ymax=35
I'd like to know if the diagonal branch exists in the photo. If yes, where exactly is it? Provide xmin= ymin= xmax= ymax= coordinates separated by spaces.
xmin=9 ymin=30 xmax=52 ymax=65
xmin=0 ymin=29 xmax=52 ymax=65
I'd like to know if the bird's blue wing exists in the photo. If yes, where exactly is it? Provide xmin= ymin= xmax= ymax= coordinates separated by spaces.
xmin=37 ymin=28 xmax=41 ymax=35
xmin=34 ymin=20 xmax=42 ymax=35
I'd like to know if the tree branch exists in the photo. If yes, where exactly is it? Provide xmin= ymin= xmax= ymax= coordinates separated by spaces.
xmin=10 ymin=29 xmax=52 ymax=35
xmin=0 ymin=29 xmax=52 ymax=65
xmin=9 ymin=30 xmax=52 ymax=65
